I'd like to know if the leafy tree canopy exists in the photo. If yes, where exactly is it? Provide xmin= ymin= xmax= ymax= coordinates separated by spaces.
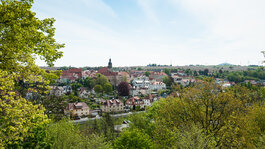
xmin=0 ymin=0 xmax=64 ymax=147
xmin=114 ymin=129 xmax=153 ymax=149
xmin=103 ymin=83 xmax=113 ymax=94
xmin=94 ymin=84 xmax=103 ymax=93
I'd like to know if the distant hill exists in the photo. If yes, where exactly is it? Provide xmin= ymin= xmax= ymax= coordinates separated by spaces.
xmin=218 ymin=63 xmax=234 ymax=66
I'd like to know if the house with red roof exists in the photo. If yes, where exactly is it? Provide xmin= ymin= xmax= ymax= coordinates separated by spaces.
xmin=60 ymin=68 xmax=83 ymax=82
xmin=149 ymin=71 xmax=168 ymax=81
xmin=82 ymin=70 xmax=97 ymax=79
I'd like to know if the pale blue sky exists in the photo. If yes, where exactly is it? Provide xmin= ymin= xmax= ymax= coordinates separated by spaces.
xmin=33 ymin=0 xmax=265 ymax=67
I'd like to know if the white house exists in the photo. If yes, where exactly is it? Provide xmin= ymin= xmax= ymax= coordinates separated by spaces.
xmin=130 ymin=87 xmax=151 ymax=96
xmin=132 ymin=78 xmax=150 ymax=89
xmin=143 ymin=98 xmax=152 ymax=107
xmin=149 ymin=81 xmax=166 ymax=91
xmin=78 ymin=87 xmax=90 ymax=99
xmin=101 ymin=99 xmax=124 ymax=113
xmin=50 ymin=86 xmax=64 ymax=96
xmin=222 ymin=82 xmax=231 ymax=88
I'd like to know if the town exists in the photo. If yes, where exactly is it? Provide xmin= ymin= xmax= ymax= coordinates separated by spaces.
xmin=29 ymin=59 xmax=264 ymax=121
xmin=2 ymin=0 xmax=265 ymax=148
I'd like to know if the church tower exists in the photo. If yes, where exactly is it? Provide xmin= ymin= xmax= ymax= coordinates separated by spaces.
xmin=108 ymin=58 xmax=112 ymax=69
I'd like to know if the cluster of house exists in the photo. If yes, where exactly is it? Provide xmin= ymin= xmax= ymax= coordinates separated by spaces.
xmin=52 ymin=59 xmax=166 ymax=118
xmin=55 ymin=59 xmax=167 ymax=96
xmin=244 ymin=80 xmax=265 ymax=86
xmin=64 ymin=94 xmax=158 ymax=118
xmin=215 ymin=78 xmax=265 ymax=88
xmin=50 ymin=59 xmax=265 ymax=119
xmin=171 ymin=72 xmax=196 ymax=86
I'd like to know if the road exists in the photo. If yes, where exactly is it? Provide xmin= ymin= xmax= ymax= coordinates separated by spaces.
xmin=73 ymin=111 xmax=144 ymax=124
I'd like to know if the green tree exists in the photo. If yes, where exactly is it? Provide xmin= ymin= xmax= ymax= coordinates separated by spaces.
xmin=84 ymin=77 xmax=96 ymax=90
xmin=127 ymin=113 xmax=154 ymax=136
xmin=137 ymin=67 xmax=143 ymax=71
xmin=94 ymin=85 xmax=103 ymax=94
xmin=148 ymin=79 xmax=253 ymax=148
xmin=184 ymin=69 xmax=192 ymax=76
xmin=32 ymin=95 xmax=67 ymax=121
xmin=103 ymin=83 xmax=113 ymax=94
xmin=203 ymin=68 xmax=209 ymax=76
xmin=45 ymin=119 xmax=83 ymax=148
xmin=71 ymin=82 xmax=82 ymax=96
xmin=145 ymin=71 xmax=151 ymax=77
xmin=114 ymin=129 xmax=153 ymax=149
xmin=162 ymin=76 xmax=172 ymax=87
xmin=96 ymin=73 xmax=108 ymax=86
xmin=100 ymin=113 xmax=115 ymax=141
xmin=45 ymin=119 xmax=112 ymax=149
xmin=83 ymin=134 xmax=112 ymax=149
xmin=163 ymin=68 xmax=170 ymax=76
xmin=0 ymin=0 xmax=64 ymax=147
xmin=174 ymin=124 xmax=216 ymax=149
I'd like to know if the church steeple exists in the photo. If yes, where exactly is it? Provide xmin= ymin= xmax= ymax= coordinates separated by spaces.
xmin=108 ymin=58 xmax=112 ymax=69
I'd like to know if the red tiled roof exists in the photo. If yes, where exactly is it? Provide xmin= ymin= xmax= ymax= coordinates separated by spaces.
xmin=150 ymin=72 xmax=167 ymax=76
xmin=98 ymin=67 xmax=118 ymax=76
xmin=66 ymin=102 xmax=89 ymax=110
xmin=61 ymin=69 xmax=82 ymax=79
xmin=118 ymin=72 xmax=129 ymax=76
xmin=69 ymin=68 xmax=82 ymax=73
xmin=126 ymin=96 xmax=144 ymax=105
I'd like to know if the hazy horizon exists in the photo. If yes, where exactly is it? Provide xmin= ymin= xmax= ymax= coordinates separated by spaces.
xmin=33 ymin=0 xmax=265 ymax=67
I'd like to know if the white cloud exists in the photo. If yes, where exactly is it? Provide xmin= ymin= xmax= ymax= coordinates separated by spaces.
xmin=80 ymin=0 xmax=118 ymax=19
xmin=137 ymin=0 xmax=160 ymax=24
xmin=35 ymin=0 xmax=265 ymax=66
xmin=167 ymin=0 xmax=265 ymax=65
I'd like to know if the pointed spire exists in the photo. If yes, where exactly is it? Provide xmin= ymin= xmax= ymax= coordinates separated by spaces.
xmin=108 ymin=58 xmax=112 ymax=69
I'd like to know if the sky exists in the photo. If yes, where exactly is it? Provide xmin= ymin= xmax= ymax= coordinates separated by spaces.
xmin=32 ymin=0 xmax=265 ymax=67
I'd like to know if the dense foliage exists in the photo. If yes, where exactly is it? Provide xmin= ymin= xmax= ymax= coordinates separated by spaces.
xmin=118 ymin=78 xmax=265 ymax=148
xmin=0 ymin=0 xmax=64 ymax=147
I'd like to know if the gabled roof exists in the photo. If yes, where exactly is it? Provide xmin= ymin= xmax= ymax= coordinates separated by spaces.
xmin=150 ymin=72 xmax=167 ymax=76
xmin=126 ymin=96 xmax=144 ymax=105
xmin=98 ymin=67 xmax=118 ymax=76
xmin=102 ymin=99 xmax=123 ymax=106
xmin=66 ymin=102 xmax=89 ymax=110
xmin=118 ymin=72 xmax=129 ymax=76
xmin=68 ymin=68 xmax=82 ymax=73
